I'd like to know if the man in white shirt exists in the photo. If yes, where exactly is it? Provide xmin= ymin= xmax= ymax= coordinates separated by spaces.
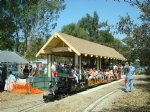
xmin=51 ymin=62 xmax=57 ymax=84
xmin=51 ymin=62 xmax=56 ymax=72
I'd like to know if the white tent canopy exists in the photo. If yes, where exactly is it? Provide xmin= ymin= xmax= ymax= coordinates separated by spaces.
xmin=0 ymin=50 xmax=28 ymax=64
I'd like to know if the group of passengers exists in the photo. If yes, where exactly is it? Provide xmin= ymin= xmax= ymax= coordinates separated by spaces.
xmin=52 ymin=62 xmax=124 ymax=84
xmin=70 ymin=63 xmax=122 ymax=83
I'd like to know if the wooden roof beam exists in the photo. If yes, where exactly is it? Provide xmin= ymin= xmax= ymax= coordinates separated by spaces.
xmin=51 ymin=47 xmax=72 ymax=52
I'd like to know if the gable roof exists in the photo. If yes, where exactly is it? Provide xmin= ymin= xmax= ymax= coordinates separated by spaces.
xmin=36 ymin=32 xmax=126 ymax=61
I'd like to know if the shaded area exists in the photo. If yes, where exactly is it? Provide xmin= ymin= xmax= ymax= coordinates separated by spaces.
xmin=101 ymin=75 xmax=150 ymax=112
xmin=101 ymin=105 xmax=150 ymax=112
xmin=135 ymin=76 xmax=150 ymax=82
xmin=134 ymin=76 xmax=150 ymax=92
xmin=134 ymin=83 xmax=150 ymax=92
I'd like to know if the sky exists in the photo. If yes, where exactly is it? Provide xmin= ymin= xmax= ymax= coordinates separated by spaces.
xmin=52 ymin=0 xmax=141 ymax=40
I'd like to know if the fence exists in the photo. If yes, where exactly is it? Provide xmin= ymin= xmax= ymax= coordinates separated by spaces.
xmin=26 ymin=73 xmax=71 ymax=90
xmin=26 ymin=76 xmax=50 ymax=90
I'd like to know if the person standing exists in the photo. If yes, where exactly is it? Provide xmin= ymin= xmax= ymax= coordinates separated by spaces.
xmin=118 ymin=63 xmax=121 ymax=79
xmin=125 ymin=62 xmax=135 ymax=92
xmin=124 ymin=62 xmax=129 ymax=76
xmin=5 ymin=71 xmax=16 ymax=91
xmin=1 ymin=65 xmax=7 ymax=90
xmin=113 ymin=64 xmax=118 ymax=79
xmin=29 ymin=65 xmax=33 ymax=76
xmin=51 ymin=62 xmax=58 ymax=84
xmin=23 ymin=65 xmax=29 ymax=78
xmin=32 ymin=64 xmax=39 ymax=76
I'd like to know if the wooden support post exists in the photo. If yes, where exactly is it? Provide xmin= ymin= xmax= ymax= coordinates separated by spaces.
xmin=79 ymin=56 xmax=82 ymax=79
xmin=75 ymin=54 xmax=82 ymax=79
xmin=75 ymin=54 xmax=78 ymax=66
xmin=48 ymin=54 xmax=52 ymax=78
xmin=100 ymin=58 xmax=102 ymax=69
xmin=79 ymin=56 xmax=81 ymax=74
xmin=97 ymin=57 xmax=100 ymax=70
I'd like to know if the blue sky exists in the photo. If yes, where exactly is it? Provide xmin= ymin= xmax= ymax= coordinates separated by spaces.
xmin=52 ymin=0 xmax=141 ymax=40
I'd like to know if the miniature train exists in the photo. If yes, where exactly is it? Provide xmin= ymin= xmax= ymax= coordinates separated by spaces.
xmin=43 ymin=75 xmax=118 ymax=103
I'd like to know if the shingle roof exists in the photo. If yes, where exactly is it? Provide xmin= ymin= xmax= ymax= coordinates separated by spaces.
xmin=36 ymin=32 xmax=126 ymax=60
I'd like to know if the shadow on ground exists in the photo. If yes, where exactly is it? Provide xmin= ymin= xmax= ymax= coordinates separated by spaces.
xmin=134 ymin=83 xmax=150 ymax=92
xmin=101 ymin=105 xmax=150 ymax=112
xmin=100 ymin=76 xmax=150 ymax=112
xmin=119 ymin=75 xmax=150 ymax=92
xmin=136 ymin=75 xmax=150 ymax=82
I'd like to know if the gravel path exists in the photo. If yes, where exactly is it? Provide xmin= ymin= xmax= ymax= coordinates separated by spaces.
xmin=0 ymin=75 xmax=149 ymax=112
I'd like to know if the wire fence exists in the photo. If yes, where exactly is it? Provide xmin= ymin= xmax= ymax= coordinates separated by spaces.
xmin=27 ymin=76 xmax=50 ymax=90
xmin=26 ymin=73 xmax=71 ymax=90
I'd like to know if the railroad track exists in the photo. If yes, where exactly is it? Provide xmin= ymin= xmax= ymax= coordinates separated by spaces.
xmin=0 ymin=77 xmax=126 ymax=112
xmin=0 ymin=100 xmax=44 ymax=112
xmin=82 ymin=89 xmax=123 ymax=112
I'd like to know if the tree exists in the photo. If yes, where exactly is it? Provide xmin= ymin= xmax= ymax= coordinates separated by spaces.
xmin=116 ymin=0 xmax=150 ymax=66
xmin=61 ymin=11 xmax=125 ymax=57
xmin=20 ymin=0 xmax=65 ymax=56
xmin=26 ymin=36 xmax=45 ymax=60
xmin=0 ymin=1 xmax=17 ymax=50
xmin=0 ymin=0 xmax=65 ymax=58
xmin=78 ymin=11 xmax=108 ymax=42
xmin=97 ymin=30 xmax=114 ymax=46
xmin=61 ymin=23 xmax=89 ymax=40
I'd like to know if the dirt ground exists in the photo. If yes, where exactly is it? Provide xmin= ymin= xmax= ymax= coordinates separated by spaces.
xmin=101 ymin=75 xmax=150 ymax=112
xmin=0 ymin=75 xmax=149 ymax=112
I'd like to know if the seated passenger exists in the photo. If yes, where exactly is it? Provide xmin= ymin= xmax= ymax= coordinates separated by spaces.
xmin=103 ymin=69 xmax=109 ymax=80
xmin=74 ymin=67 xmax=81 ymax=79
xmin=82 ymin=68 xmax=88 ymax=79
xmin=108 ymin=68 xmax=114 ymax=79
xmin=88 ymin=69 xmax=96 ymax=82
xmin=71 ymin=69 xmax=79 ymax=83
xmin=92 ymin=68 xmax=97 ymax=77
xmin=99 ymin=69 xmax=104 ymax=80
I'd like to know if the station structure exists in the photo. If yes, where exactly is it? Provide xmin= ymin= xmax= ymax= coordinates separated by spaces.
xmin=36 ymin=32 xmax=126 ymax=79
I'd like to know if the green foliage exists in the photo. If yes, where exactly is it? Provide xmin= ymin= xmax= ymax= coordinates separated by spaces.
xmin=78 ymin=11 xmax=108 ymax=42
xmin=97 ymin=30 xmax=114 ymax=45
xmin=61 ymin=11 xmax=126 ymax=59
xmin=0 ymin=1 xmax=18 ymax=50
xmin=61 ymin=11 xmax=113 ymax=46
xmin=116 ymin=0 xmax=150 ymax=66
xmin=61 ymin=23 xmax=89 ymax=40
xmin=26 ymin=37 xmax=45 ymax=60
xmin=0 ymin=0 xmax=65 ymax=59
xmin=116 ymin=15 xmax=135 ymax=37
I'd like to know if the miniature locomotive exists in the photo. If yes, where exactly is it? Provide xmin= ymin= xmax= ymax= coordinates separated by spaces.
xmin=43 ymin=75 xmax=117 ymax=103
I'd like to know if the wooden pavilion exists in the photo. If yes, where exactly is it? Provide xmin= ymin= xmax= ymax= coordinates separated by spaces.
xmin=36 ymin=32 xmax=126 ymax=78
